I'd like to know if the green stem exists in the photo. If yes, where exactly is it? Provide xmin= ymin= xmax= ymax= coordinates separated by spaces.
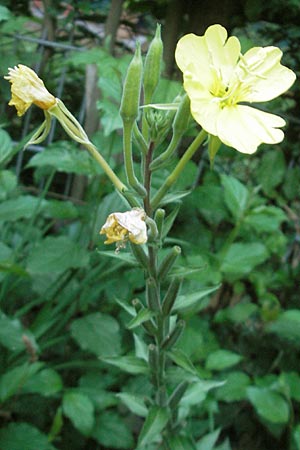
xmin=150 ymin=132 xmax=182 ymax=170
xmin=123 ymin=121 xmax=147 ymax=197
xmin=151 ymin=130 xmax=207 ymax=209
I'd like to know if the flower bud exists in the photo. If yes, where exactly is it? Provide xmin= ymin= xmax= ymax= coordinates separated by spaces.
xmin=168 ymin=381 xmax=189 ymax=409
xmin=146 ymin=277 xmax=161 ymax=312
xmin=161 ymin=319 xmax=185 ymax=350
xmin=158 ymin=245 xmax=181 ymax=280
xmin=120 ymin=43 xmax=143 ymax=123
xmin=143 ymin=24 xmax=163 ymax=103
xmin=162 ymin=277 xmax=182 ymax=315
xmin=172 ymin=94 xmax=191 ymax=137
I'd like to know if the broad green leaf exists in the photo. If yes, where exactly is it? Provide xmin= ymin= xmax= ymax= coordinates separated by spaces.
xmin=127 ymin=308 xmax=154 ymax=329
xmin=116 ymin=392 xmax=148 ymax=417
xmin=92 ymin=411 xmax=134 ymax=449
xmin=0 ymin=362 xmax=43 ymax=402
xmin=160 ymin=190 xmax=191 ymax=206
xmin=247 ymin=386 xmax=289 ymax=424
xmin=79 ymin=373 xmax=117 ymax=410
xmin=0 ymin=170 xmax=17 ymax=199
xmin=0 ymin=422 xmax=56 ymax=450
xmin=0 ymin=311 xmax=37 ymax=352
xmin=220 ymin=242 xmax=268 ymax=276
xmin=63 ymin=391 xmax=94 ymax=436
xmin=27 ymin=236 xmax=90 ymax=274
xmin=214 ymin=302 xmax=258 ymax=324
xmin=44 ymin=199 xmax=79 ymax=220
xmin=205 ymin=349 xmax=243 ymax=371
xmin=0 ymin=5 xmax=11 ymax=21
xmin=28 ymin=141 xmax=102 ymax=175
xmin=280 ymin=372 xmax=300 ymax=401
xmin=137 ymin=406 xmax=169 ymax=448
xmin=216 ymin=371 xmax=250 ymax=402
xmin=194 ymin=185 xmax=228 ymax=225
xmin=0 ymin=195 xmax=44 ymax=222
xmin=221 ymin=174 xmax=249 ymax=220
xmin=71 ymin=312 xmax=121 ymax=357
xmin=256 ymin=149 xmax=286 ymax=195
xmin=169 ymin=348 xmax=198 ymax=376
xmin=97 ymin=250 xmax=136 ymax=265
xmin=102 ymin=355 xmax=148 ymax=374
xmin=174 ymin=285 xmax=220 ymax=311
xmin=196 ymin=428 xmax=221 ymax=450
xmin=214 ymin=438 xmax=232 ymax=450
xmin=266 ymin=310 xmax=300 ymax=343
xmin=244 ymin=205 xmax=287 ymax=232
xmin=22 ymin=369 xmax=63 ymax=397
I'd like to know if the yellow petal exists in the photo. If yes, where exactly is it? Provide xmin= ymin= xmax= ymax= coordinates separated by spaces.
xmin=216 ymin=105 xmax=286 ymax=154
xmin=238 ymin=47 xmax=296 ymax=102
xmin=4 ymin=64 xmax=56 ymax=116
xmin=100 ymin=209 xmax=147 ymax=246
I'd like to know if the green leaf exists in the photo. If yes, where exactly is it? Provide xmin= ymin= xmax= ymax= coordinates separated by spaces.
xmin=174 ymin=285 xmax=220 ymax=312
xmin=71 ymin=312 xmax=121 ymax=357
xmin=137 ymin=406 xmax=169 ymax=448
xmin=92 ymin=411 xmax=134 ymax=449
xmin=166 ymin=436 xmax=196 ymax=450
xmin=194 ymin=184 xmax=228 ymax=225
xmin=79 ymin=373 xmax=117 ymax=411
xmin=221 ymin=174 xmax=249 ymax=220
xmin=0 ymin=362 xmax=43 ymax=402
xmin=97 ymin=250 xmax=136 ymax=265
xmin=0 ymin=129 xmax=13 ymax=166
xmin=22 ymin=369 xmax=63 ymax=397
xmin=182 ymin=380 xmax=226 ymax=407
xmin=0 ymin=5 xmax=12 ymax=21
xmin=28 ymin=141 xmax=102 ymax=175
xmin=0 ymin=311 xmax=37 ymax=352
xmin=0 ymin=422 xmax=56 ymax=450
xmin=292 ymin=424 xmax=300 ymax=450
xmin=169 ymin=348 xmax=199 ymax=376
xmin=247 ymin=386 xmax=289 ymax=424
xmin=116 ymin=392 xmax=148 ymax=417
xmin=0 ymin=195 xmax=44 ymax=222
xmin=102 ymin=355 xmax=148 ymax=374
xmin=216 ymin=371 xmax=251 ymax=402
xmin=44 ymin=199 xmax=79 ymax=220
xmin=256 ymin=150 xmax=286 ymax=195
xmin=266 ymin=310 xmax=300 ymax=343
xmin=27 ymin=236 xmax=90 ymax=274
xmin=220 ymin=242 xmax=268 ymax=276
xmin=244 ymin=206 xmax=287 ymax=233
xmin=280 ymin=372 xmax=300 ymax=401
xmin=127 ymin=308 xmax=154 ymax=329
xmin=134 ymin=333 xmax=148 ymax=361
xmin=214 ymin=302 xmax=258 ymax=324
xmin=205 ymin=349 xmax=243 ymax=371
xmin=196 ymin=428 xmax=221 ymax=450
xmin=0 ymin=170 xmax=17 ymax=200
xmin=63 ymin=391 xmax=94 ymax=436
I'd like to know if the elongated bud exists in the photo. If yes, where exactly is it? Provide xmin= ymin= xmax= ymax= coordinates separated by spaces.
xmin=148 ymin=344 xmax=159 ymax=385
xmin=142 ymin=319 xmax=157 ymax=336
xmin=158 ymin=245 xmax=181 ymax=280
xmin=161 ymin=319 xmax=185 ymax=350
xmin=143 ymin=24 xmax=163 ymax=103
xmin=172 ymin=94 xmax=191 ymax=137
xmin=162 ymin=277 xmax=182 ymax=315
xmin=130 ymin=242 xmax=149 ymax=271
xmin=168 ymin=381 xmax=189 ymax=409
xmin=146 ymin=277 xmax=161 ymax=312
xmin=132 ymin=298 xmax=143 ymax=312
xmin=154 ymin=208 xmax=165 ymax=242
xmin=120 ymin=43 xmax=143 ymax=123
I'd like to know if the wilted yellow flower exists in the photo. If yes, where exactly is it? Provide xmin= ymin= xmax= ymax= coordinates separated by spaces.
xmin=4 ymin=64 xmax=57 ymax=116
xmin=175 ymin=24 xmax=296 ymax=154
xmin=100 ymin=208 xmax=147 ymax=249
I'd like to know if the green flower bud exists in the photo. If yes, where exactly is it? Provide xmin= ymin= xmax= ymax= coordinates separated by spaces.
xmin=161 ymin=319 xmax=185 ymax=350
xmin=143 ymin=24 xmax=163 ymax=103
xmin=172 ymin=94 xmax=191 ymax=137
xmin=168 ymin=380 xmax=189 ymax=409
xmin=120 ymin=43 xmax=143 ymax=123
xmin=162 ymin=277 xmax=182 ymax=315
xmin=158 ymin=245 xmax=181 ymax=280
xmin=208 ymin=134 xmax=222 ymax=168
xmin=146 ymin=277 xmax=161 ymax=312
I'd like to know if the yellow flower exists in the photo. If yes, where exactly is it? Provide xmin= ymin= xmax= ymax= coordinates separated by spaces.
xmin=100 ymin=208 xmax=147 ymax=248
xmin=175 ymin=24 xmax=296 ymax=154
xmin=4 ymin=64 xmax=57 ymax=116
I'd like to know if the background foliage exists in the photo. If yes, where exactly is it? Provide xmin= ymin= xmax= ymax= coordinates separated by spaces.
xmin=0 ymin=1 xmax=299 ymax=449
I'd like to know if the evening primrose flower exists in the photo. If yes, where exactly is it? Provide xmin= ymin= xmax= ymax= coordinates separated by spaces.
xmin=4 ymin=64 xmax=91 ymax=147
xmin=175 ymin=24 xmax=296 ymax=154
xmin=4 ymin=64 xmax=57 ymax=116
xmin=100 ymin=209 xmax=147 ymax=250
